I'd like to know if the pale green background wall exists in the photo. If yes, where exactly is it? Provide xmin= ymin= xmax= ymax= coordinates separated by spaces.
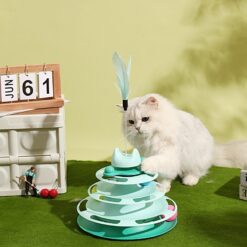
xmin=1 ymin=0 xmax=247 ymax=160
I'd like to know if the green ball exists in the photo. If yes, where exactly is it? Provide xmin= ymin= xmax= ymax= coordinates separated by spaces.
xmin=105 ymin=166 xmax=114 ymax=174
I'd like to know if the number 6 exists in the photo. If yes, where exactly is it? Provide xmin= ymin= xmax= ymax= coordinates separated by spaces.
xmin=19 ymin=73 xmax=37 ymax=100
xmin=22 ymin=80 xmax=34 ymax=96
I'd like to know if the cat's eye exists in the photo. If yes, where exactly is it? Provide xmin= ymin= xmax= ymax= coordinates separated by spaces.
xmin=128 ymin=120 xmax=135 ymax=124
xmin=142 ymin=117 xmax=149 ymax=122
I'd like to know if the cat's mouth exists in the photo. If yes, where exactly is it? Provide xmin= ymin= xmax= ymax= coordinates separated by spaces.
xmin=136 ymin=130 xmax=147 ymax=136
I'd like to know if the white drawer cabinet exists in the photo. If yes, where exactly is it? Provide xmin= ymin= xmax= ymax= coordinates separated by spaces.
xmin=0 ymin=107 xmax=66 ymax=196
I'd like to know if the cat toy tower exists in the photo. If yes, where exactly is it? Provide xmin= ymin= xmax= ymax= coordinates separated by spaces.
xmin=76 ymin=53 xmax=178 ymax=239
xmin=77 ymin=148 xmax=177 ymax=240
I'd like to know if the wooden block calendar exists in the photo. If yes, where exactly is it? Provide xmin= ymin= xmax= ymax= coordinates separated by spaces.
xmin=0 ymin=64 xmax=64 ymax=115
xmin=0 ymin=64 xmax=66 ymax=196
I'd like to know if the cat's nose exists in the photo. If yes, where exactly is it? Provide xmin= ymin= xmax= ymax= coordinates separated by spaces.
xmin=135 ymin=126 xmax=140 ymax=131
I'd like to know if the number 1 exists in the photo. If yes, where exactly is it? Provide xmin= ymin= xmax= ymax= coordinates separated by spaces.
xmin=43 ymin=78 xmax=50 ymax=95
xmin=38 ymin=71 xmax=54 ymax=99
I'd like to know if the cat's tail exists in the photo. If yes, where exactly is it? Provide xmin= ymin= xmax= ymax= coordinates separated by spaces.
xmin=213 ymin=140 xmax=247 ymax=169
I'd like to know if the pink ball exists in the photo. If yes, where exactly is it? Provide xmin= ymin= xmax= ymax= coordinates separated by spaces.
xmin=49 ymin=189 xmax=58 ymax=199
xmin=166 ymin=204 xmax=177 ymax=222
xmin=40 ymin=188 xmax=49 ymax=198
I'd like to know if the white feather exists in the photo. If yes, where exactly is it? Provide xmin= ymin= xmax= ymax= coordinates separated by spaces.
xmin=112 ymin=52 xmax=130 ymax=100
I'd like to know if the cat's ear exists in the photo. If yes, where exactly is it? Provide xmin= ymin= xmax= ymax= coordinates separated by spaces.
xmin=116 ymin=104 xmax=124 ymax=112
xmin=144 ymin=96 xmax=158 ymax=108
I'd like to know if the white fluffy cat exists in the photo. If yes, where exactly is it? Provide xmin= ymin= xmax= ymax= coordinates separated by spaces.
xmin=122 ymin=93 xmax=247 ymax=192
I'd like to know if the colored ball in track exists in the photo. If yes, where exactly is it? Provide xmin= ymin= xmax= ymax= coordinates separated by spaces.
xmin=40 ymin=188 xmax=49 ymax=198
xmin=49 ymin=189 xmax=58 ymax=199
xmin=104 ymin=166 xmax=115 ymax=174
xmin=166 ymin=204 xmax=177 ymax=222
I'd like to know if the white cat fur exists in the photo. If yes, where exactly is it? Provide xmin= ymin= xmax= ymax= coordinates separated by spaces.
xmin=123 ymin=94 xmax=247 ymax=192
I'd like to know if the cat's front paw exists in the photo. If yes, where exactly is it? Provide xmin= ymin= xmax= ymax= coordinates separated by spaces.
xmin=182 ymin=174 xmax=199 ymax=186
xmin=157 ymin=182 xmax=171 ymax=194
xmin=141 ymin=158 xmax=158 ymax=174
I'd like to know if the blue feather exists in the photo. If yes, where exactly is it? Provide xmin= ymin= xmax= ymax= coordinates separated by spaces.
xmin=112 ymin=52 xmax=131 ymax=100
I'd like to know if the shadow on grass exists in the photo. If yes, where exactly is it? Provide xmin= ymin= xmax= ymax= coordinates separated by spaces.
xmin=48 ymin=199 xmax=79 ymax=234
xmin=47 ymin=161 xmax=111 ymax=236
xmin=215 ymin=176 xmax=240 ymax=199
xmin=48 ymin=199 xmax=110 ymax=240
xmin=67 ymin=160 xmax=110 ymax=187
xmin=48 ymin=199 xmax=88 ymax=236
xmin=191 ymin=210 xmax=247 ymax=247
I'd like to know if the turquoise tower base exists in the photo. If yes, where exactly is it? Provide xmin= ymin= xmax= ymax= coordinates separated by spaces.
xmin=77 ymin=215 xmax=177 ymax=240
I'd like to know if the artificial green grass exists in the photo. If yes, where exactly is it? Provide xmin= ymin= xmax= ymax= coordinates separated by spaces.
xmin=0 ymin=161 xmax=247 ymax=247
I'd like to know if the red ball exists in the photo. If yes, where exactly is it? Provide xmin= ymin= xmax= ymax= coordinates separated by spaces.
xmin=40 ymin=188 xmax=49 ymax=198
xmin=49 ymin=189 xmax=58 ymax=199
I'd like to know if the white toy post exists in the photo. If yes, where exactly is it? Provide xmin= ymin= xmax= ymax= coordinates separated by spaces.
xmin=239 ymin=170 xmax=247 ymax=201
xmin=0 ymin=64 xmax=66 ymax=196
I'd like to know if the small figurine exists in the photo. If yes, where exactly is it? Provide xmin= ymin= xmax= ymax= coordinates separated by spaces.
xmin=24 ymin=166 xmax=38 ymax=197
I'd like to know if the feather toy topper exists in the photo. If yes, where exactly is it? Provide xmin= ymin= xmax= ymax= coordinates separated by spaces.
xmin=112 ymin=52 xmax=131 ymax=111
